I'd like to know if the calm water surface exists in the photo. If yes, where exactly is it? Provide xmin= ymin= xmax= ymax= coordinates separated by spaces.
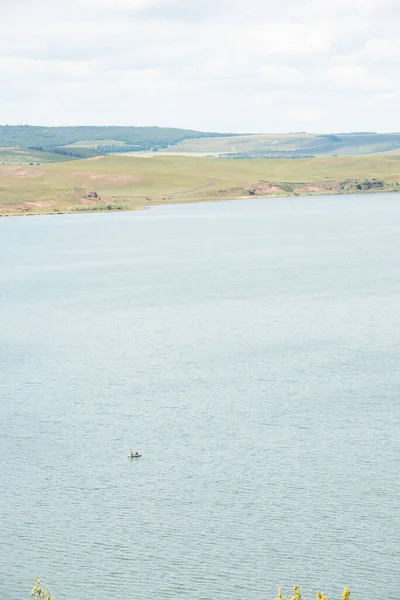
xmin=0 ymin=195 xmax=399 ymax=600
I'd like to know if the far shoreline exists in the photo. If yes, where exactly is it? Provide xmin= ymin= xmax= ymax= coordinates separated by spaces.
xmin=1 ymin=186 xmax=399 ymax=219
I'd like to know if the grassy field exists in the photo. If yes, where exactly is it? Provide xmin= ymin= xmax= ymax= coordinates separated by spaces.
xmin=158 ymin=134 xmax=315 ymax=154
xmin=1 ymin=154 xmax=399 ymax=216
xmin=1 ymin=131 xmax=400 ymax=165
xmin=63 ymin=140 xmax=129 ymax=148
xmin=2 ymin=128 xmax=400 ymax=164
xmin=156 ymin=133 xmax=400 ymax=158
xmin=0 ymin=147 xmax=77 ymax=164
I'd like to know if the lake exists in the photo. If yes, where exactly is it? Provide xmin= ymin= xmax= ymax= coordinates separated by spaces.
xmin=0 ymin=194 xmax=399 ymax=600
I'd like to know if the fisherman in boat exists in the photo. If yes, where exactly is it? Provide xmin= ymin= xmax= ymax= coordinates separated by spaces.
xmin=129 ymin=449 xmax=140 ymax=458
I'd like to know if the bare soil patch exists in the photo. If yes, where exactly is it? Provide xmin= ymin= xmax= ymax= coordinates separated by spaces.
xmin=0 ymin=166 xmax=44 ymax=178
xmin=72 ymin=172 xmax=139 ymax=183
xmin=295 ymin=185 xmax=327 ymax=193
xmin=250 ymin=184 xmax=284 ymax=194
xmin=28 ymin=200 xmax=60 ymax=207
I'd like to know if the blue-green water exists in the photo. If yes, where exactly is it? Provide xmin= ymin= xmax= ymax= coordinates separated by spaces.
xmin=0 ymin=195 xmax=399 ymax=600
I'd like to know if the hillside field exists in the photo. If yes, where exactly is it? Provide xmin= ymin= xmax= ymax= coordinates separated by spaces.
xmin=1 ymin=127 xmax=400 ymax=163
xmin=0 ymin=125 xmax=232 ymax=160
xmin=0 ymin=147 xmax=77 ymax=164
xmin=156 ymin=132 xmax=400 ymax=158
xmin=1 ymin=154 xmax=399 ymax=216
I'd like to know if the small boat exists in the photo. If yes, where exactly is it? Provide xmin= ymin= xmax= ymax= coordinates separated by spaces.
xmin=128 ymin=451 xmax=141 ymax=458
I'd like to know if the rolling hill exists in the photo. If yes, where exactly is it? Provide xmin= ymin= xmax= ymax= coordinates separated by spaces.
xmin=155 ymin=132 xmax=400 ymax=158
xmin=1 ymin=154 xmax=399 ymax=216
xmin=1 ymin=127 xmax=400 ymax=165
xmin=0 ymin=125 xmax=233 ymax=163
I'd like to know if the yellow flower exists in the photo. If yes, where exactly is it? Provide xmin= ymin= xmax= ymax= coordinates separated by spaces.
xmin=291 ymin=584 xmax=303 ymax=600
xmin=276 ymin=588 xmax=287 ymax=600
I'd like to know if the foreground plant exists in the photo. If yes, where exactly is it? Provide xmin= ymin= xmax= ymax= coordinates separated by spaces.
xmin=30 ymin=578 xmax=54 ymax=600
xmin=276 ymin=585 xmax=354 ymax=600
xmin=30 ymin=579 xmax=353 ymax=600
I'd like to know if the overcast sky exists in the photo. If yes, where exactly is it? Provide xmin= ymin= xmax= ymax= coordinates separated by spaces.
xmin=1 ymin=0 xmax=399 ymax=132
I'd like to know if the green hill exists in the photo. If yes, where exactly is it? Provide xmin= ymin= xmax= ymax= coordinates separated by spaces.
xmin=0 ymin=147 xmax=77 ymax=164
xmin=1 ymin=127 xmax=400 ymax=164
xmin=157 ymin=132 xmax=400 ymax=158
xmin=0 ymin=125 xmax=232 ymax=161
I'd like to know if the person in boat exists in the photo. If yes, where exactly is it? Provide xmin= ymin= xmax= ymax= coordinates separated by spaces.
xmin=134 ymin=450 xmax=139 ymax=456
xmin=129 ymin=450 xmax=134 ymax=458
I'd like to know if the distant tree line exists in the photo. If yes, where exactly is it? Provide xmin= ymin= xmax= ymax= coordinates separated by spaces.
xmin=3 ymin=127 xmax=400 ymax=160
xmin=0 ymin=125 xmax=234 ymax=153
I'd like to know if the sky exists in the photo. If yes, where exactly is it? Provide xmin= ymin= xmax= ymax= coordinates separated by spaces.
xmin=0 ymin=0 xmax=399 ymax=132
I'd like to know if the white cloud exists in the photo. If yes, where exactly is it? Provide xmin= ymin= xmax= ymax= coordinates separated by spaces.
xmin=362 ymin=38 xmax=400 ymax=63
xmin=258 ymin=65 xmax=306 ymax=86
xmin=234 ymin=24 xmax=333 ymax=55
xmin=0 ymin=0 xmax=399 ymax=130
xmin=304 ymin=0 xmax=396 ymax=16
xmin=0 ymin=57 xmax=96 ymax=82
xmin=326 ymin=64 xmax=390 ymax=92
xmin=84 ymin=0 xmax=167 ymax=7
